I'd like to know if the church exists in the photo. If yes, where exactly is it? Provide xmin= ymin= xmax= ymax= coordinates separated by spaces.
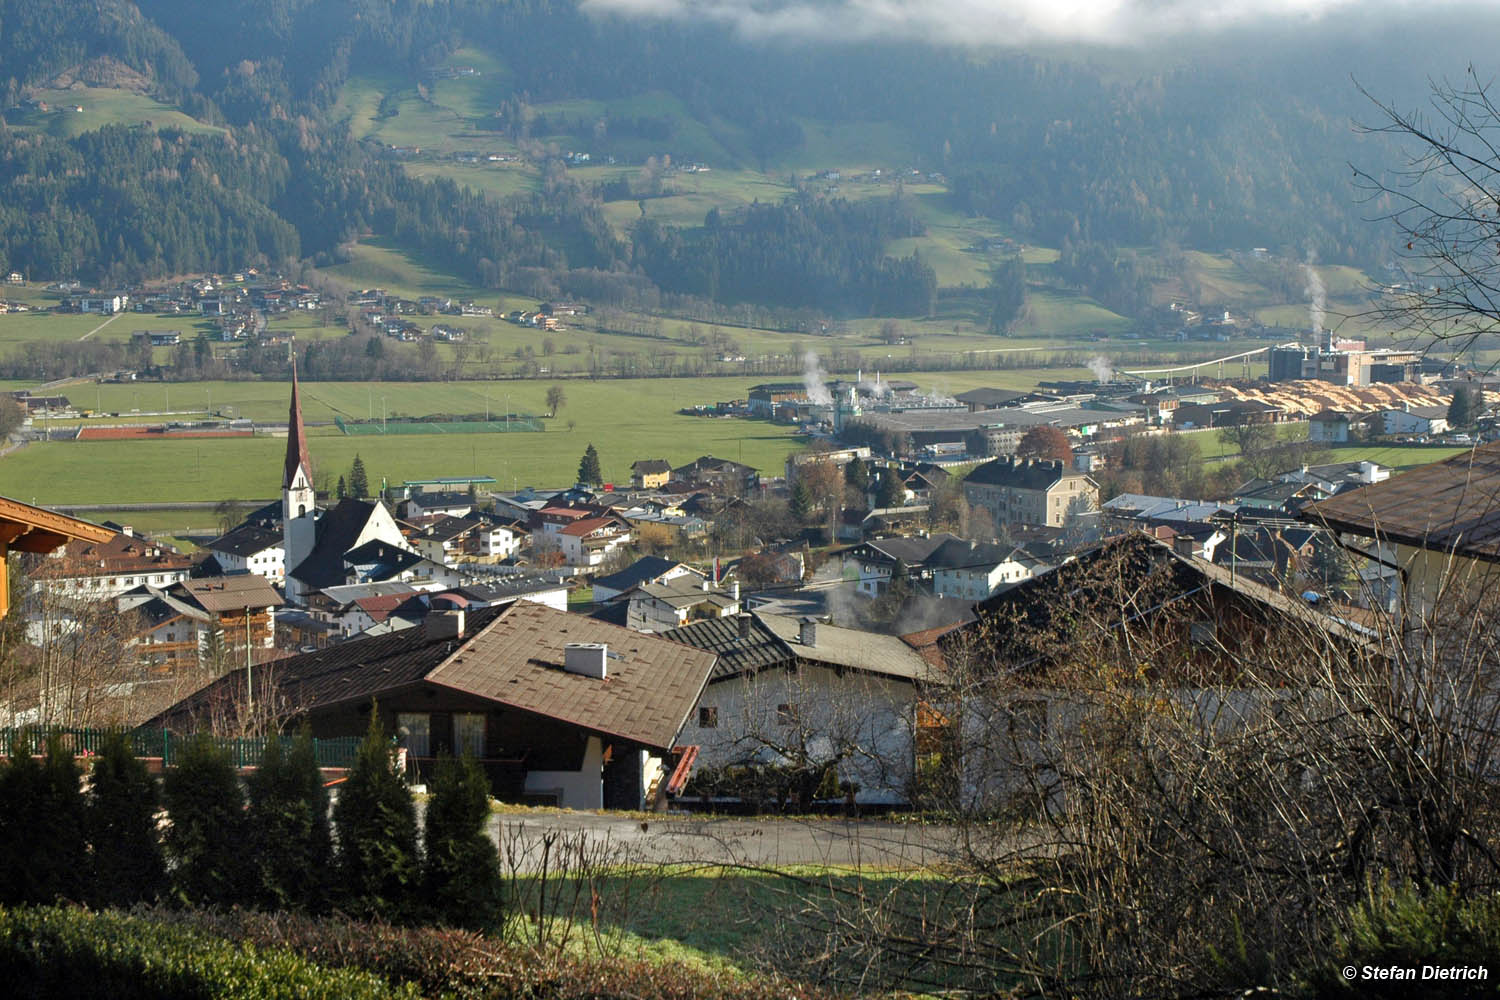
xmin=278 ymin=364 xmax=420 ymax=606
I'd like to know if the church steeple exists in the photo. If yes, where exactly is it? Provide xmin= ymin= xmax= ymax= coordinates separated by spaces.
xmin=283 ymin=356 xmax=312 ymax=490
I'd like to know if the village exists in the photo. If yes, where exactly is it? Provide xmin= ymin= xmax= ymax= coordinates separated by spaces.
xmin=3 ymin=324 xmax=1496 ymax=816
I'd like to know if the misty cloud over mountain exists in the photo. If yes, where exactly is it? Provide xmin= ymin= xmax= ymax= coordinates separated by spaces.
xmin=581 ymin=0 xmax=1451 ymax=47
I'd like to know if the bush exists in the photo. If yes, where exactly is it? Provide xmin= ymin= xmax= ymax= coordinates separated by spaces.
xmin=0 ymin=905 xmax=413 ymax=999
xmin=334 ymin=710 xmax=420 ymax=920
xmin=87 ymin=732 xmax=166 ymax=907
xmin=162 ymin=732 xmax=249 ymax=906
xmin=0 ymin=733 xmax=89 ymax=906
xmin=424 ymin=753 xmax=503 ymax=929
xmin=246 ymin=728 xmax=332 ymax=911
xmin=1303 ymin=883 xmax=1500 ymax=997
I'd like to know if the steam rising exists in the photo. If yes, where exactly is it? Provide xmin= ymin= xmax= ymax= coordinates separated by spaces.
xmin=803 ymin=350 xmax=833 ymax=405
xmin=1087 ymin=356 xmax=1113 ymax=384
xmin=580 ymin=0 xmax=1411 ymax=48
xmin=1303 ymin=260 xmax=1326 ymax=333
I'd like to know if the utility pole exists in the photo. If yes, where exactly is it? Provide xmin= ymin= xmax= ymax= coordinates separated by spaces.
xmin=245 ymin=606 xmax=253 ymax=718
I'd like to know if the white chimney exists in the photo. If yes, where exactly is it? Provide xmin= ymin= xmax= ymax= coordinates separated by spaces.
xmin=564 ymin=642 xmax=608 ymax=679
xmin=1360 ymin=461 xmax=1377 ymax=484
xmin=730 ymin=581 xmax=740 ymax=601
xmin=426 ymin=609 xmax=465 ymax=640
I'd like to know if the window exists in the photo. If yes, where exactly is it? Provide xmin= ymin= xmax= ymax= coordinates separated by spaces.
xmin=777 ymin=703 xmax=799 ymax=727
xmin=698 ymin=706 xmax=718 ymax=729
xmin=453 ymin=713 xmax=485 ymax=758
xmin=397 ymin=713 xmax=431 ymax=756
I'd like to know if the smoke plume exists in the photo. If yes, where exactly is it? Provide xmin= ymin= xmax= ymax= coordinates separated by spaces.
xmin=1087 ymin=356 xmax=1113 ymax=384
xmin=803 ymin=350 xmax=833 ymax=405
xmin=1303 ymin=260 xmax=1326 ymax=333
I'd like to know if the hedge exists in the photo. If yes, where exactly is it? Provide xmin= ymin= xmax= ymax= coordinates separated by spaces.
xmin=0 ymin=906 xmax=415 ymax=1000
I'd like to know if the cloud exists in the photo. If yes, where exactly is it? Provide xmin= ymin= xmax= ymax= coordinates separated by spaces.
xmin=580 ymin=0 xmax=1440 ymax=48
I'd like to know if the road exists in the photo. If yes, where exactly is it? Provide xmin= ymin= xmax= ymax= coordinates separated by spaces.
xmin=484 ymin=811 xmax=957 ymax=871
xmin=78 ymin=313 xmax=120 ymax=341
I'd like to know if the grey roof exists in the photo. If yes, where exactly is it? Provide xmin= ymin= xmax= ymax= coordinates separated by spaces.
xmin=756 ymin=612 xmax=936 ymax=682
xmin=965 ymin=457 xmax=1077 ymax=491
xmin=321 ymin=581 xmax=421 ymax=605
xmin=636 ymin=577 xmax=738 ymax=611
xmin=855 ymin=532 xmax=960 ymax=566
xmin=289 ymin=499 xmax=384 ymax=589
xmin=408 ymin=491 xmax=473 ymax=510
xmin=924 ymin=537 xmax=1045 ymax=571
xmin=592 ymin=556 xmax=684 ymax=597
xmin=446 ymin=575 xmax=568 ymax=603
xmin=344 ymin=539 xmax=426 ymax=580
xmin=207 ymin=524 xmax=283 ymax=558
xmin=954 ymin=388 xmax=1027 ymax=407
xmin=662 ymin=614 xmax=794 ymax=680
xmin=631 ymin=459 xmax=672 ymax=475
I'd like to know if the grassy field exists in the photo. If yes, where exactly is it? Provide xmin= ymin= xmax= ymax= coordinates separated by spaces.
xmin=10 ymin=88 xmax=222 ymax=139
xmin=1 ymin=369 xmax=1102 ymax=504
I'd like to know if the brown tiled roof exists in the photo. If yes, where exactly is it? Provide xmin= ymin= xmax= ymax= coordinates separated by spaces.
xmin=1302 ymin=443 xmax=1500 ymax=562
xmin=34 ymin=531 xmax=194 ymax=579
xmin=151 ymin=602 xmax=717 ymax=752
xmin=174 ymin=575 xmax=283 ymax=612
xmin=428 ymin=602 xmax=716 ymax=750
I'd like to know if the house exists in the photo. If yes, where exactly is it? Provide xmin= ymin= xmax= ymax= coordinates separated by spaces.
xmin=342 ymin=539 xmax=462 ymax=590
xmin=630 ymin=459 xmax=673 ymax=490
xmin=119 ymin=574 xmax=283 ymax=672
xmin=1380 ymin=404 xmax=1449 ymax=438
xmin=626 ymin=577 xmax=740 ymax=632
xmin=401 ymin=491 xmax=475 ymax=519
xmin=748 ymin=383 xmax=807 ymax=416
xmin=592 ymin=556 xmax=701 ymax=603
xmin=1308 ymin=410 xmax=1356 ymax=443
xmin=556 ymin=516 xmax=632 ymax=568
xmin=0 ymin=497 xmax=115 ymax=620
xmin=151 ymin=602 xmax=718 ymax=810
xmin=926 ymin=538 xmax=1051 ymax=602
xmin=672 ymin=456 xmax=759 ymax=494
xmin=406 ymin=515 xmax=521 ymax=564
xmin=840 ymin=533 xmax=959 ymax=596
xmin=32 ymin=528 xmax=195 ymax=600
xmin=665 ymin=611 xmax=937 ymax=805
xmin=963 ymin=457 xmax=1098 ymax=529
xmin=204 ymin=524 xmax=285 ymax=582
xmin=1302 ymin=440 xmax=1500 ymax=616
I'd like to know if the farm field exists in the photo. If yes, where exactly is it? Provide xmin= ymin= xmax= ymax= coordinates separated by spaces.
xmin=10 ymin=87 xmax=222 ymax=139
xmin=0 ymin=369 xmax=1093 ymax=504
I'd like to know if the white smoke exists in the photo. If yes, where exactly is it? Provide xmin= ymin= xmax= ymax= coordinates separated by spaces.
xmin=803 ymin=350 xmax=833 ymax=405
xmin=1303 ymin=259 xmax=1326 ymax=333
xmin=1087 ymin=356 xmax=1113 ymax=384
xmin=580 ymin=0 xmax=1431 ymax=48
xmin=857 ymin=372 xmax=890 ymax=398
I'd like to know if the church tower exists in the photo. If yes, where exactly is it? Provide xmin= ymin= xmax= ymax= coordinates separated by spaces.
xmin=282 ymin=358 xmax=317 ymax=603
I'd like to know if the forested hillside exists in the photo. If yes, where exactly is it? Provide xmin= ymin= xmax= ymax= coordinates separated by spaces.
xmin=0 ymin=0 xmax=1490 ymax=316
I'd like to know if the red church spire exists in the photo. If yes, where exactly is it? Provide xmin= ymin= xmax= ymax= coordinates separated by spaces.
xmin=283 ymin=354 xmax=312 ymax=489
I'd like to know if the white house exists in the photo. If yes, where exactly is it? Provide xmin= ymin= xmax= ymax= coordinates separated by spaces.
xmin=205 ymin=524 xmax=286 ymax=582
xmin=555 ymin=516 xmax=631 ymax=567
xmin=1381 ymin=404 xmax=1449 ymax=438
xmin=626 ymin=577 xmax=740 ymax=632
xmin=927 ymin=539 xmax=1051 ymax=602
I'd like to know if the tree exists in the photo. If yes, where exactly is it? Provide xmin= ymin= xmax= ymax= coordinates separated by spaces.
xmin=1447 ymin=385 xmax=1478 ymax=429
xmin=199 ymin=624 xmax=227 ymax=673
xmin=423 ymin=753 xmax=503 ymax=929
xmin=348 ymin=454 xmax=369 ymax=498
xmin=986 ymin=255 xmax=1028 ymax=334
xmin=1016 ymin=425 xmax=1074 ymax=464
xmin=334 ymin=710 xmax=419 ymax=920
xmin=0 ymin=396 xmax=23 ymax=438
xmin=844 ymin=456 xmax=872 ymax=493
xmin=87 ymin=732 xmax=166 ymax=907
xmin=577 ymin=443 xmax=602 ymax=485
xmin=163 ymin=733 xmax=248 ymax=906
xmin=246 ymin=728 xmax=332 ymax=911
xmin=546 ymin=384 xmax=566 ymax=417
xmin=337 ymin=474 xmax=348 ymax=500
xmin=214 ymin=498 xmax=247 ymax=536
xmin=875 ymin=469 xmax=905 ymax=509
xmin=1356 ymin=71 xmax=1500 ymax=358
xmin=789 ymin=480 xmax=813 ymax=525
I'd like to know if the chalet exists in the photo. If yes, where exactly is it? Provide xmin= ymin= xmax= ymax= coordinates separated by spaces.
xmin=556 ymin=516 xmax=632 ymax=567
xmin=0 ymin=498 xmax=115 ymax=620
xmin=630 ymin=459 xmax=673 ymax=490
xmin=33 ymin=528 xmax=195 ymax=600
xmin=592 ymin=556 xmax=701 ymax=603
xmin=1380 ymin=403 xmax=1449 ymax=438
xmin=841 ymin=533 xmax=959 ymax=597
xmin=926 ymin=538 xmax=1051 ymax=602
xmin=406 ymin=515 xmax=522 ymax=564
xmin=119 ymin=574 xmax=283 ymax=672
xmin=963 ymin=457 xmax=1098 ymax=529
xmin=131 ymin=330 xmax=181 ymax=347
xmin=204 ymin=524 xmax=285 ymax=582
xmin=342 ymin=539 xmax=462 ymax=590
xmin=626 ymin=577 xmax=740 ymax=632
xmin=666 ymin=611 xmax=936 ymax=805
xmin=152 ymin=602 xmax=718 ymax=810
xmin=672 ymin=456 xmax=759 ymax=494
xmin=401 ymin=491 xmax=475 ymax=519
xmin=1308 ymin=410 xmax=1356 ymax=443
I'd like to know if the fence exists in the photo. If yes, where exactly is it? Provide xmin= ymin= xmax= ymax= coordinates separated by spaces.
xmin=334 ymin=415 xmax=543 ymax=435
xmin=0 ymin=727 xmax=362 ymax=769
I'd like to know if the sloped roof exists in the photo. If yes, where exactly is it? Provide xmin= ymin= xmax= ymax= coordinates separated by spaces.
xmin=174 ymin=575 xmax=283 ymax=612
xmin=283 ymin=363 xmax=312 ymax=489
xmin=1302 ymin=441 xmax=1500 ymax=562
xmin=856 ymin=533 xmax=959 ymax=566
xmin=152 ymin=602 xmax=717 ymax=752
xmin=289 ymin=498 xmax=382 ymax=589
xmin=662 ymin=614 xmax=794 ymax=680
xmin=954 ymin=387 xmax=1027 ymax=407
xmin=631 ymin=459 xmax=672 ymax=475
xmin=207 ymin=524 xmax=283 ymax=558
xmin=965 ymin=457 xmax=1077 ymax=490
xmin=592 ymin=556 xmax=683 ymax=597
xmin=756 ymin=612 xmax=935 ymax=682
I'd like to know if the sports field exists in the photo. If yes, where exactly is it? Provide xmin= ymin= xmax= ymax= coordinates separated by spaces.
xmin=0 ymin=369 xmax=1089 ymax=504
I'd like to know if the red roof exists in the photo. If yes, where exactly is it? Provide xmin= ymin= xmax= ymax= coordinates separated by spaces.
xmin=559 ymin=516 xmax=624 ymax=537
xmin=283 ymin=359 xmax=312 ymax=489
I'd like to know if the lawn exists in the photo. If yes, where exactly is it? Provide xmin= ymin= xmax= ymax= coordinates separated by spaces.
xmin=11 ymin=88 xmax=222 ymax=139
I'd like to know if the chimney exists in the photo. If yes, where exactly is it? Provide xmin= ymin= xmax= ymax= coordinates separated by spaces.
xmin=799 ymin=617 xmax=819 ymax=647
xmin=730 ymin=581 xmax=740 ymax=601
xmin=564 ymin=642 xmax=608 ymax=679
xmin=426 ymin=609 xmax=465 ymax=640
xmin=737 ymin=613 xmax=751 ymax=639
xmin=701 ymin=576 xmax=711 ymax=592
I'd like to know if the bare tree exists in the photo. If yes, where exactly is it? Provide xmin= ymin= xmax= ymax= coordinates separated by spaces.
xmin=1355 ymin=69 xmax=1500 ymax=355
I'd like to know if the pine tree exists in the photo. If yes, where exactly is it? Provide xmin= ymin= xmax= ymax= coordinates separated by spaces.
xmin=246 ymin=729 xmax=332 ymax=911
xmin=334 ymin=710 xmax=420 ymax=920
xmin=875 ymin=470 xmax=905 ymax=508
xmin=790 ymin=480 xmax=813 ymax=524
xmin=37 ymin=732 xmax=89 ymax=904
xmin=163 ymin=733 xmax=248 ymax=906
xmin=1447 ymin=386 xmax=1476 ymax=429
xmin=577 ymin=443 xmax=602 ymax=485
xmin=337 ymin=475 xmax=348 ymax=499
xmin=0 ymin=735 xmax=43 ymax=904
xmin=87 ymin=732 xmax=166 ymax=907
xmin=844 ymin=456 xmax=871 ymax=493
xmin=349 ymin=455 xmax=370 ymax=498
xmin=424 ymin=753 xmax=503 ymax=929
